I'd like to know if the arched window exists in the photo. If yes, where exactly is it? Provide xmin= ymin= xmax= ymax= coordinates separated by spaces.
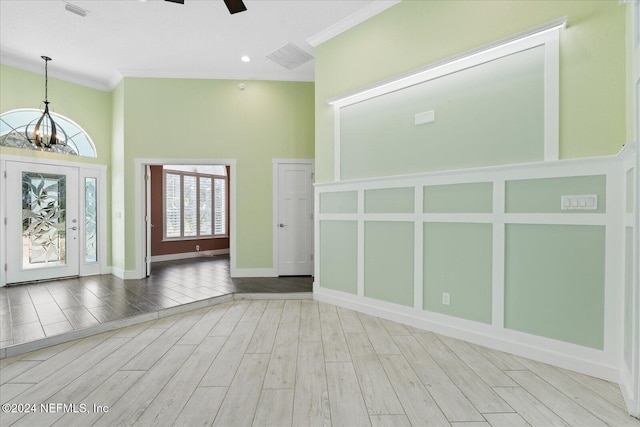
xmin=0 ymin=109 xmax=97 ymax=157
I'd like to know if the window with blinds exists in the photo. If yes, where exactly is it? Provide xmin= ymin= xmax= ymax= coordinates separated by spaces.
xmin=163 ymin=168 xmax=228 ymax=239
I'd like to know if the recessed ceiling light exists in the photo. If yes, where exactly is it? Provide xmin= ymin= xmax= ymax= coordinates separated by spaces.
xmin=240 ymin=55 xmax=251 ymax=63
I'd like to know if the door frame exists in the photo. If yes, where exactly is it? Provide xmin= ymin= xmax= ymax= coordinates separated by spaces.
xmin=619 ymin=0 xmax=640 ymax=418
xmin=0 ymin=154 xmax=108 ymax=287
xmin=272 ymin=158 xmax=314 ymax=277
xmin=134 ymin=158 xmax=237 ymax=279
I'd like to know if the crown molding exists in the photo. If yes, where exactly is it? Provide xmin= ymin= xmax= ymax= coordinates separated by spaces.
xmin=1 ymin=51 xmax=113 ymax=92
xmin=306 ymin=0 xmax=400 ymax=47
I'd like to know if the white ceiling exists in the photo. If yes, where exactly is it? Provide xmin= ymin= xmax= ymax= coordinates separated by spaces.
xmin=0 ymin=0 xmax=399 ymax=91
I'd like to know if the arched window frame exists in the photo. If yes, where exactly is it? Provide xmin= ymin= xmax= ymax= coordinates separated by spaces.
xmin=0 ymin=108 xmax=97 ymax=158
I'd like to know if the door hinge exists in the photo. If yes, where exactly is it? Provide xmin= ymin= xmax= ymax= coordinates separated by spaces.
xmin=311 ymin=172 xmax=315 ymax=181
xmin=145 ymin=174 xmax=150 ymax=182
xmin=4 ymin=264 xmax=6 ymax=272
xmin=3 ymin=217 xmax=6 ymax=225
xmin=3 ymin=171 xmax=6 ymax=178
xmin=310 ymin=254 xmax=314 ymax=261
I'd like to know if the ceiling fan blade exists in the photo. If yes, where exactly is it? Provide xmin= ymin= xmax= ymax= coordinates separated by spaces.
xmin=165 ymin=0 xmax=185 ymax=4
xmin=224 ymin=0 xmax=247 ymax=14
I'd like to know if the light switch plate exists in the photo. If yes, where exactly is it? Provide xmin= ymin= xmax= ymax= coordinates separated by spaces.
xmin=561 ymin=195 xmax=598 ymax=210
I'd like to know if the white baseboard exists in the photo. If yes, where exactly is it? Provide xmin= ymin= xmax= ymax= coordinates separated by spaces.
xmin=314 ymin=286 xmax=619 ymax=383
xmin=150 ymin=248 xmax=230 ymax=263
xmin=110 ymin=267 xmax=141 ymax=280
xmin=234 ymin=292 xmax=312 ymax=300
xmin=231 ymin=268 xmax=277 ymax=278
xmin=620 ymin=364 xmax=639 ymax=417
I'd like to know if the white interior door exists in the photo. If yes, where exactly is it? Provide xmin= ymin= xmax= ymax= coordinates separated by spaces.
xmin=277 ymin=162 xmax=313 ymax=276
xmin=5 ymin=161 xmax=80 ymax=283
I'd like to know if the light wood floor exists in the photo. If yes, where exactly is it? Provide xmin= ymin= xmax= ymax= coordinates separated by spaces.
xmin=0 ymin=299 xmax=637 ymax=427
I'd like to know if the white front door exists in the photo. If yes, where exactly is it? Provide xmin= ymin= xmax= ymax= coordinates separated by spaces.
xmin=5 ymin=161 xmax=80 ymax=283
xmin=277 ymin=162 xmax=313 ymax=276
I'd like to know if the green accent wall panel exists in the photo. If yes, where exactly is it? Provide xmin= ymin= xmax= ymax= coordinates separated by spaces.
xmin=320 ymin=191 xmax=358 ymax=214
xmin=626 ymin=169 xmax=634 ymax=214
xmin=624 ymin=226 xmax=634 ymax=367
xmin=320 ymin=221 xmax=358 ymax=294
xmin=505 ymin=175 xmax=606 ymax=214
xmin=365 ymin=187 xmax=414 ymax=213
xmin=315 ymin=1 xmax=626 ymax=183
xmin=424 ymin=182 xmax=493 ymax=213
xmin=364 ymin=221 xmax=414 ymax=306
xmin=339 ymin=46 xmax=544 ymax=180
xmin=423 ymin=223 xmax=493 ymax=323
xmin=504 ymin=224 xmax=605 ymax=349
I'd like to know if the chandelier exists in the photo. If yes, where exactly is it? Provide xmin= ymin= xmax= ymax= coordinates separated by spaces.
xmin=25 ymin=56 xmax=72 ymax=152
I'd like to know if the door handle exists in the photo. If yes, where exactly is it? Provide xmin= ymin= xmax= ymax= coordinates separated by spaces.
xmin=68 ymin=226 xmax=78 ymax=231
xmin=279 ymin=223 xmax=286 ymax=228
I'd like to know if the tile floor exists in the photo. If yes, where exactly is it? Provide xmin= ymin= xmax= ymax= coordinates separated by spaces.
xmin=0 ymin=255 xmax=312 ymax=349
xmin=1 ymin=299 xmax=637 ymax=426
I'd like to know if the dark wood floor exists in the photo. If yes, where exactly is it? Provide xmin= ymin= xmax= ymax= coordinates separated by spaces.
xmin=0 ymin=255 xmax=312 ymax=349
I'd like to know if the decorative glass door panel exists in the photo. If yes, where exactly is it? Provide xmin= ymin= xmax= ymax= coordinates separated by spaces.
xmin=6 ymin=162 xmax=79 ymax=283
xmin=22 ymin=172 xmax=67 ymax=268
xmin=84 ymin=177 xmax=97 ymax=263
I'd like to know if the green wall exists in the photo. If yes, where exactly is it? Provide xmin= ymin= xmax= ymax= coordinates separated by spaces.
xmin=340 ymin=45 xmax=544 ymax=179
xmin=423 ymin=222 xmax=493 ymax=324
xmin=0 ymin=65 xmax=112 ymax=167
xmin=365 ymin=188 xmax=414 ymax=213
xmin=119 ymin=78 xmax=315 ymax=270
xmin=0 ymin=64 xmax=113 ymax=266
xmin=1 ymin=65 xmax=315 ymax=273
xmin=320 ymin=191 xmax=358 ymax=214
xmin=624 ymin=226 xmax=633 ymax=367
xmin=320 ymin=220 xmax=358 ymax=294
xmin=506 ymin=175 xmax=607 ymax=214
xmin=424 ymin=183 xmax=493 ymax=213
xmin=504 ymin=224 xmax=606 ymax=349
xmin=315 ymin=0 xmax=626 ymax=183
xmin=111 ymin=81 xmax=125 ymax=270
xmin=364 ymin=221 xmax=414 ymax=306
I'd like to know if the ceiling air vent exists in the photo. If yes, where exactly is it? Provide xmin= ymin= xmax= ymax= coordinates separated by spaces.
xmin=266 ymin=43 xmax=313 ymax=70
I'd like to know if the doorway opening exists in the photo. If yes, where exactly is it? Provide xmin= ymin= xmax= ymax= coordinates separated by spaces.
xmin=136 ymin=159 xmax=236 ymax=279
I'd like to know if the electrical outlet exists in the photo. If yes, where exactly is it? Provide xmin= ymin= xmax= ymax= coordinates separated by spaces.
xmin=442 ymin=292 xmax=450 ymax=306
xmin=196 ymin=245 xmax=200 ymax=252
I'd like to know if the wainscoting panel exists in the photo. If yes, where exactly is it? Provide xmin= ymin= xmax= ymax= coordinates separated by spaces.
xmin=315 ymin=146 xmax=635 ymax=382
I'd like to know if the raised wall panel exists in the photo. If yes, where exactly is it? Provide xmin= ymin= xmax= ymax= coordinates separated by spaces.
xmin=320 ymin=191 xmax=358 ymax=214
xmin=320 ymin=221 xmax=357 ymax=294
xmin=505 ymin=175 xmax=606 ymax=214
xmin=504 ymin=224 xmax=606 ymax=349
xmin=340 ymin=46 xmax=544 ymax=180
xmin=364 ymin=221 xmax=414 ymax=307
xmin=624 ymin=226 xmax=634 ymax=369
xmin=365 ymin=187 xmax=414 ymax=213
xmin=423 ymin=223 xmax=493 ymax=323
xmin=626 ymin=169 xmax=634 ymax=214
xmin=424 ymin=182 xmax=493 ymax=213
